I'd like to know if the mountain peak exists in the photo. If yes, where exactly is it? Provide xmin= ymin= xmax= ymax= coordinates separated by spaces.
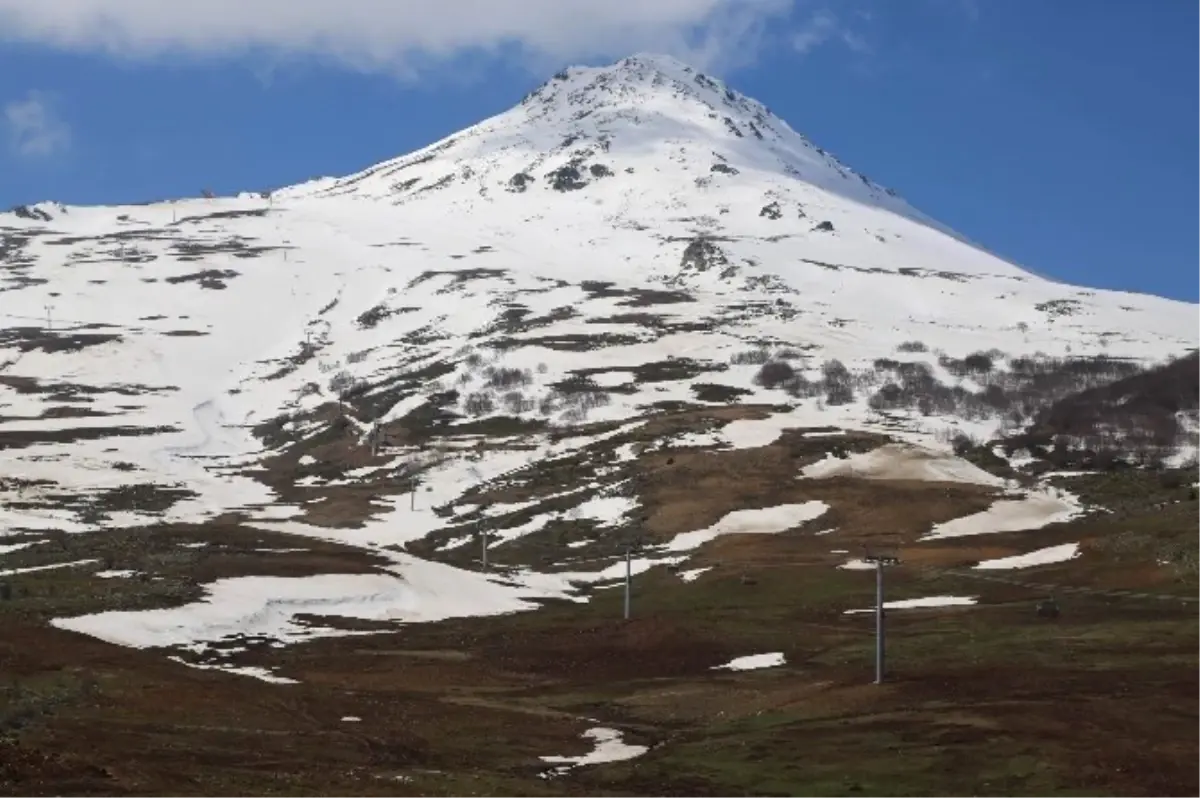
xmin=519 ymin=52 xmax=775 ymax=129
xmin=280 ymin=55 xmax=990 ymax=256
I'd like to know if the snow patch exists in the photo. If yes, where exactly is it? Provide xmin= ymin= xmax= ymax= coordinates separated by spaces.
xmin=1 ymin=559 xmax=99 ymax=577
xmin=800 ymin=443 xmax=1005 ymax=487
xmin=0 ymin=539 xmax=48 ymax=556
xmin=844 ymin=595 xmax=977 ymax=614
xmin=663 ymin=502 xmax=827 ymax=552
xmin=923 ymin=488 xmax=1080 ymax=541
xmin=713 ymin=652 xmax=785 ymax=671
xmin=974 ymin=542 xmax=1080 ymax=570
xmin=50 ymin=557 xmax=576 ymax=655
xmin=95 ymin=569 xmax=139 ymax=579
xmin=540 ymin=727 xmax=648 ymax=776
xmin=167 ymin=656 xmax=299 ymax=685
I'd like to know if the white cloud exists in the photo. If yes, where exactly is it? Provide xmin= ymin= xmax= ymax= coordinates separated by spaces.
xmin=4 ymin=90 xmax=71 ymax=159
xmin=791 ymin=8 xmax=870 ymax=57
xmin=792 ymin=9 xmax=837 ymax=54
xmin=0 ymin=0 xmax=795 ymax=78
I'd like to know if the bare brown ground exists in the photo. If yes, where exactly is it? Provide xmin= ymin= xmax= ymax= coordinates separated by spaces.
xmin=1 ymin=408 xmax=1196 ymax=796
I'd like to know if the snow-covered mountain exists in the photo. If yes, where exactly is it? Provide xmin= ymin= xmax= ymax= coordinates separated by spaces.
xmin=1 ymin=53 xmax=1195 ymax=574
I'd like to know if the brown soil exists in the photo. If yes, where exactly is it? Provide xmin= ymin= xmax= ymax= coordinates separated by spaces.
xmin=1 ymin=406 xmax=1195 ymax=796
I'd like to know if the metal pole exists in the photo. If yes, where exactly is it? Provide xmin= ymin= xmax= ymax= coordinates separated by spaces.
xmin=864 ymin=554 xmax=899 ymax=685
xmin=410 ymin=477 xmax=417 ymax=511
xmin=481 ymin=530 xmax=488 ymax=571
xmin=623 ymin=546 xmax=632 ymax=620
xmin=875 ymin=560 xmax=885 ymax=685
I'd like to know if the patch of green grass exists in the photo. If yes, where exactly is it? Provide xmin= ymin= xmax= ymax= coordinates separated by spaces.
xmin=615 ymin=716 xmax=1081 ymax=797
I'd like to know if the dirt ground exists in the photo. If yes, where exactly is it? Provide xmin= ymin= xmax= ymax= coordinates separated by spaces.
xmin=1 ymin=417 xmax=1196 ymax=796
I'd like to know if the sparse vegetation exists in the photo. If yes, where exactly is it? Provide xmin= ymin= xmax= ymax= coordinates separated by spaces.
xmin=163 ymin=268 xmax=240 ymax=289
xmin=545 ymin=164 xmax=587 ymax=191
xmin=483 ymin=366 xmax=533 ymax=391
xmin=754 ymin=360 xmax=795 ymax=389
xmin=730 ymin=348 xmax=771 ymax=366
xmin=692 ymin=383 xmax=753 ymax=403
xmin=822 ymin=359 xmax=855 ymax=405
xmin=355 ymin=303 xmax=396 ymax=329
xmin=463 ymin=391 xmax=496 ymax=417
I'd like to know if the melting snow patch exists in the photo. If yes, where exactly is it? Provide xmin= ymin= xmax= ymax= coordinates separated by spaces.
xmin=844 ymin=595 xmax=977 ymax=614
xmin=50 ymin=559 xmax=576 ymax=655
xmin=719 ymin=416 xmax=791 ymax=449
xmin=974 ymin=542 xmax=1080 ymax=570
xmin=669 ymin=430 xmax=725 ymax=448
xmin=713 ymin=652 xmax=785 ymax=671
xmin=484 ymin=493 xmax=636 ymax=548
xmin=590 ymin=371 xmax=634 ymax=388
xmin=167 ymin=657 xmax=299 ymax=685
xmin=800 ymin=443 xmax=1005 ymax=486
xmin=837 ymin=559 xmax=875 ymax=571
xmin=342 ymin=716 xmax=362 ymax=723
xmin=0 ymin=539 xmax=48 ymax=556
xmin=663 ymin=502 xmax=827 ymax=552
xmin=677 ymin=567 xmax=711 ymax=582
xmin=437 ymin=534 xmax=474 ymax=551
xmin=922 ymin=488 xmax=1081 ymax=541
xmin=0 ymin=508 xmax=91 ymax=535
xmin=573 ymin=494 xmax=637 ymax=527
xmin=551 ymin=555 xmax=687 ymax=585
xmin=1 ymin=559 xmax=99 ymax=577
xmin=613 ymin=442 xmax=640 ymax=463
xmin=540 ymin=727 xmax=648 ymax=777
xmin=95 ymin=569 xmax=138 ymax=579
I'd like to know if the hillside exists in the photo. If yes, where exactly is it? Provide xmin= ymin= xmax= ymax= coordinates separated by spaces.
xmin=0 ymin=53 xmax=1196 ymax=797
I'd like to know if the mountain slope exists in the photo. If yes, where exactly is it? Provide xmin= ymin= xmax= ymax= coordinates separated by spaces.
xmin=0 ymin=54 xmax=1195 ymax=624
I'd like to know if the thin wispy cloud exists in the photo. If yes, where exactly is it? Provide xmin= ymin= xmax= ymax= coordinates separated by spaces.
xmin=791 ymin=8 xmax=871 ymax=57
xmin=4 ymin=90 xmax=71 ymax=159
xmin=0 ymin=0 xmax=794 ymax=78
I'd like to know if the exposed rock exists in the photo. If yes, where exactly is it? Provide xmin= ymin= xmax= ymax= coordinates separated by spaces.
xmin=507 ymin=173 xmax=535 ymax=193
xmin=546 ymin=165 xmax=587 ymax=192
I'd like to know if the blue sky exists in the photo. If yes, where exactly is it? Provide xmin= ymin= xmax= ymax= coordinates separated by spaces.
xmin=0 ymin=0 xmax=1196 ymax=302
